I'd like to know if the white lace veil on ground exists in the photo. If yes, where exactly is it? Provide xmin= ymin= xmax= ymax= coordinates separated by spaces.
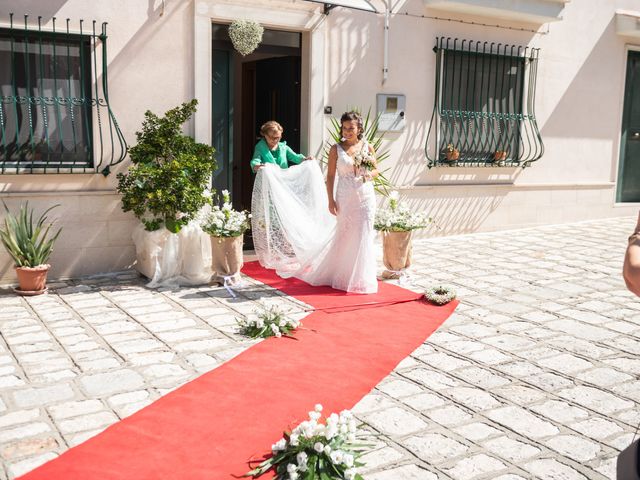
xmin=251 ymin=161 xmax=336 ymax=277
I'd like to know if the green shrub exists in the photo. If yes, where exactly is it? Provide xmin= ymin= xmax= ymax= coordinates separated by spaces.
xmin=116 ymin=100 xmax=216 ymax=233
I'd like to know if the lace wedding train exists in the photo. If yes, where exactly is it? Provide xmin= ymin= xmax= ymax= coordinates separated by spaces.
xmin=252 ymin=153 xmax=377 ymax=294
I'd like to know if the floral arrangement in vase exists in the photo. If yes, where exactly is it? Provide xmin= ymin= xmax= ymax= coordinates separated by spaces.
xmin=245 ymin=404 xmax=369 ymax=480
xmin=200 ymin=190 xmax=250 ymax=238
xmin=374 ymin=191 xmax=431 ymax=232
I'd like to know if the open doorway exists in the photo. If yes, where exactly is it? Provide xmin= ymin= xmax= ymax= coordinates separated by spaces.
xmin=212 ymin=24 xmax=302 ymax=247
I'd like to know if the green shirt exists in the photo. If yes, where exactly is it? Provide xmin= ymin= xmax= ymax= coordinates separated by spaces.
xmin=250 ymin=139 xmax=304 ymax=172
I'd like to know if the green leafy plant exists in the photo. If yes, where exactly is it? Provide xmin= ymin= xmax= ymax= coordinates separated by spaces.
xmin=116 ymin=99 xmax=216 ymax=233
xmin=0 ymin=202 xmax=62 ymax=267
xmin=325 ymin=108 xmax=392 ymax=195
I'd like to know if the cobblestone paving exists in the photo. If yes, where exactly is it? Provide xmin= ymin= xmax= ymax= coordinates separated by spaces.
xmin=0 ymin=217 xmax=638 ymax=479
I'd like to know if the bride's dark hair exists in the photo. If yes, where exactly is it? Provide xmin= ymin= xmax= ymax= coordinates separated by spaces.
xmin=340 ymin=111 xmax=364 ymax=140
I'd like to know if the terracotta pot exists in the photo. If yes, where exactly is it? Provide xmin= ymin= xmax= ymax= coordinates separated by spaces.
xmin=445 ymin=149 xmax=460 ymax=161
xmin=494 ymin=150 xmax=507 ymax=161
xmin=15 ymin=265 xmax=50 ymax=294
xmin=210 ymin=235 xmax=244 ymax=285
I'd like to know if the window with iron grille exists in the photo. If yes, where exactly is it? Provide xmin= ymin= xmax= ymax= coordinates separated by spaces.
xmin=0 ymin=14 xmax=126 ymax=174
xmin=425 ymin=37 xmax=544 ymax=168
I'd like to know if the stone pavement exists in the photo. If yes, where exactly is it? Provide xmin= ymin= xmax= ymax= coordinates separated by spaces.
xmin=0 ymin=216 xmax=638 ymax=479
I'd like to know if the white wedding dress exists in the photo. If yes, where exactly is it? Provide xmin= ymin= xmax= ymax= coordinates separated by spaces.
xmin=252 ymin=145 xmax=378 ymax=294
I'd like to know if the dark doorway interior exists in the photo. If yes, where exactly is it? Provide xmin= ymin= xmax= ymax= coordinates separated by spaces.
xmin=212 ymin=25 xmax=302 ymax=248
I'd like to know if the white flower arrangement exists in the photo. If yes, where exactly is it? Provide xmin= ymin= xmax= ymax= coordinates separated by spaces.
xmin=237 ymin=300 xmax=301 ymax=339
xmin=245 ymin=404 xmax=368 ymax=480
xmin=201 ymin=190 xmax=251 ymax=237
xmin=374 ymin=191 xmax=432 ymax=232
xmin=424 ymin=285 xmax=457 ymax=305
xmin=228 ymin=20 xmax=264 ymax=56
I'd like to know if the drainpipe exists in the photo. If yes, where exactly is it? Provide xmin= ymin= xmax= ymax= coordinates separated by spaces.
xmin=383 ymin=0 xmax=390 ymax=85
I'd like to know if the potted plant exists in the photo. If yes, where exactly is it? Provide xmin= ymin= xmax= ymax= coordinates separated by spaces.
xmin=0 ymin=202 xmax=62 ymax=295
xmin=445 ymin=143 xmax=460 ymax=163
xmin=200 ymin=190 xmax=251 ymax=286
xmin=374 ymin=191 xmax=431 ymax=280
xmin=116 ymin=99 xmax=216 ymax=281
xmin=493 ymin=150 xmax=508 ymax=162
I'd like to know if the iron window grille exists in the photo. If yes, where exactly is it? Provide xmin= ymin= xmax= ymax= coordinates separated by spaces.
xmin=0 ymin=14 xmax=126 ymax=175
xmin=425 ymin=37 xmax=544 ymax=168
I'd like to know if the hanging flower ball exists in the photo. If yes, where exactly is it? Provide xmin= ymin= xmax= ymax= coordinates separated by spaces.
xmin=228 ymin=20 xmax=264 ymax=56
xmin=424 ymin=285 xmax=457 ymax=305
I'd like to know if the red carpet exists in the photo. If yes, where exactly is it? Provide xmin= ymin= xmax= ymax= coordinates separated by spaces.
xmin=19 ymin=262 xmax=457 ymax=480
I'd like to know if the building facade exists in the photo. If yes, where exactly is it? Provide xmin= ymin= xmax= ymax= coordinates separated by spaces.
xmin=0 ymin=0 xmax=639 ymax=283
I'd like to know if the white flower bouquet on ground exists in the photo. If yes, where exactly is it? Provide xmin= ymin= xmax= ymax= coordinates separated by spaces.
xmin=200 ymin=190 xmax=250 ymax=237
xmin=374 ymin=191 xmax=431 ymax=232
xmin=246 ymin=404 xmax=369 ymax=480
xmin=237 ymin=300 xmax=301 ymax=339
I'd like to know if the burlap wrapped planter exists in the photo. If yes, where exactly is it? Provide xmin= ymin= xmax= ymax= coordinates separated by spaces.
xmin=381 ymin=230 xmax=412 ymax=279
xmin=210 ymin=235 xmax=244 ymax=285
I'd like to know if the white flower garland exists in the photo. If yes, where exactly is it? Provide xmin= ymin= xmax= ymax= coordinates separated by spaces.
xmin=424 ymin=285 xmax=457 ymax=305
xmin=228 ymin=19 xmax=264 ymax=56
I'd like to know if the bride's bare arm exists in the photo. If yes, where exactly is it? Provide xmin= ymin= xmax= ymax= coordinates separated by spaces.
xmin=327 ymin=145 xmax=338 ymax=215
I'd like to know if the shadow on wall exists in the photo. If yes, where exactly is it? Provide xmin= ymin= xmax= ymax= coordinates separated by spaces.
xmin=326 ymin=13 xmax=376 ymax=109
xmin=0 ymin=197 xmax=137 ymax=284
xmin=540 ymin=16 xmax=621 ymax=175
xmin=96 ymin=0 xmax=195 ymax=179
xmin=396 ymin=189 xmax=508 ymax=237
xmin=3 ymin=1 xmax=68 ymax=21
xmin=386 ymin=117 xmax=431 ymax=187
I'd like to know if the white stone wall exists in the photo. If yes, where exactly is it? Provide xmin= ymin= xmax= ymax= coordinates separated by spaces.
xmin=1 ymin=0 xmax=639 ymax=283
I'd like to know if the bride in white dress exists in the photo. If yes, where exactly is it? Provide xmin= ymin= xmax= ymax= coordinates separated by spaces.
xmin=251 ymin=111 xmax=379 ymax=294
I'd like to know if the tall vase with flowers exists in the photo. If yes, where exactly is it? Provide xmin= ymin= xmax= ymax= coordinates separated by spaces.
xmin=374 ymin=191 xmax=431 ymax=280
xmin=200 ymin=190 xmax=251 ymax=286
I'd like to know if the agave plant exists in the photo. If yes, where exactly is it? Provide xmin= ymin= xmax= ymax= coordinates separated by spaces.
xmin=324 ymin=108 xmax=392 ymax=195
xmin=0 ymin=202 xmax=62 ymax=267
